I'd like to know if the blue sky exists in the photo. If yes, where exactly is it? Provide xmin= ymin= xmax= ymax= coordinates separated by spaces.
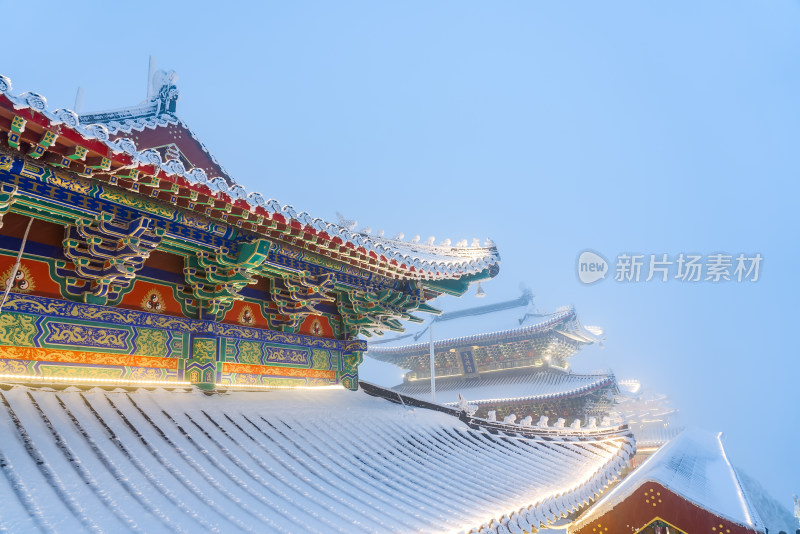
xmin=3 ymin=0 xmax=799 ymax=508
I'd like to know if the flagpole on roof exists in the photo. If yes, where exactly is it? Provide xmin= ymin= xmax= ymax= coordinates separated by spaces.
xmin=73 ymin=87 xmax=85 ymax=114
xmin=147 ymin=56 xmax=157 ymax=100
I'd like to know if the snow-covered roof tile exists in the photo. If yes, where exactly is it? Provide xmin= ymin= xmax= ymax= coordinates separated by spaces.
xmin=367 ymin=305 xmax=593 ymax=356
xmin=0 ymin=385 xmax=634 ymax=533
xmin=393 ymin=367 xmax=617 ymax=405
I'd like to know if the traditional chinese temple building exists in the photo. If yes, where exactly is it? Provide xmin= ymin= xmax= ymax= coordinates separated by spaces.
xmin=0 ymin=70 xmax=500 ymax=392
xmin=367 ymin=291 xmax=618 ymax=424
xmin=568 ymin=428 xmax=766 ymax=534
xmin=0 ymin=69 xmax=770 ymax=534
xmin=0 ymin=69 xmax=643 ymax=533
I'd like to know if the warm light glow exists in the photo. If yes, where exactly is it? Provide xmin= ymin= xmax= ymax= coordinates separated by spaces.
xmin=0 ymin=373 xmax=191 ymax=387
xmin=717 ymin=432 xmax=755 ymax=526
xmin=215 ymin=383 xmax=345 ymax=390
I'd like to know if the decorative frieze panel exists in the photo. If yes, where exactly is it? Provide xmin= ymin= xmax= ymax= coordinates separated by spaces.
xmin=0 ymin=310 xmax=181 ymax=358
xmin=1 ymin=292 xmax=365 ymax=352
xmin=0 ymin=251 xmax=367 ymax=390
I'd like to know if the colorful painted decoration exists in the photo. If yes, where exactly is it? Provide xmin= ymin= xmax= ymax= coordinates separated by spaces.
xmin=0 ymin=70 xmax=499 ymax=392
xmin=2 ymin=264 xmax=34 ymax=293
xmin=141 ymin=289 xmax=165 ymax=313
xmin=311 ymin=319 xmax=322 ymax=336
xmin=238 ymin=305 xmax=254 ymax=325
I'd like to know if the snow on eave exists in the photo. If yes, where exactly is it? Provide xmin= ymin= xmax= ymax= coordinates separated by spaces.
xmin=367 ymin=307 xmax=579 ymax=354
xmin=0 ymin=73 xmax=500 ymax=280
xmin=463 ymin=430 xmax=635 ymax=534
xmin=440 ymin=374 xmax=617 ymax=406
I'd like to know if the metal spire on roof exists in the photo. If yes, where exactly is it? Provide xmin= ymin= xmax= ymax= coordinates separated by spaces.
xmin=147 ymin=56 xmax=157 ymax=100
xmin=73 ymin=87 xmax=85 ymax=114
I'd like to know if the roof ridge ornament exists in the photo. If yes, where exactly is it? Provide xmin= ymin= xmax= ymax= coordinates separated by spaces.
xmin=150 ymin=69 xmax=180 ymax=114
xmin=335 ymin=211 xmax=357 ymax=231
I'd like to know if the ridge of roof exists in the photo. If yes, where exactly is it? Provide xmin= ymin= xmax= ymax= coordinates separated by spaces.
xmin=393 ymin=367 xmax=618 ymax=405
xmin=0 ymin=73 xmax=500 ymax=281
xmin=78 ymin=75 xmax=236 ymax=187
xmin=434 ymin=290 xmax=533 ymax=322
xmin=443 ymin=374 xmax=617 ymax=406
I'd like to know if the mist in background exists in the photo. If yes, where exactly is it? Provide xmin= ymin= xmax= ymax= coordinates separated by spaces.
xmin=3 ymin=0 xmax=798 ymax=510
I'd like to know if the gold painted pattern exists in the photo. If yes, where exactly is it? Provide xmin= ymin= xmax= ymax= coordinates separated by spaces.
xmin=0 ymin=347 xmax=178 ymax=369
xmin=39 ymin=365 xmax=121 ymax=379
xmin=238 ymin=341 xmax=262 ymax=364
xmin=134 ymin=328 xmax=169 ymax=358
xmin=45 ymin=170 xmax=93 ymax=195
xmin=45 ymin=323 xmax=128 ymax=349
xmin=311 ymin=349 xmax=330 ymax=370
xmin=222 ymin=362 xmax=334 ymax=379
xmin=99 ymin=188 xmax=173 ymax=218
xmin=192 ymin=338 xmax=217 ymax=364
xmin=0 ymin=156 xmax=13 ymax=172
xmin=0 ymin=312 xmax=38 ymax=347
xmin=264 ymin=346 xmax=308 ymax=365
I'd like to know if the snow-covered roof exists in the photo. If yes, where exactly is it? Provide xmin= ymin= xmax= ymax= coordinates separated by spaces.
xmin=0 ymin=385 xmax=634 ymax=533
xmin=0 ymin=73 xmax=500 ymax=282
xmin=570 ymin=428 xmax=765 ymax=532
xmin=614 ymin=379 xmax=681 ymax=448
xmin=368 ymin=303 xmax=596 ymax=356
xmin=393 ymin=367 xmax=617 ymax=405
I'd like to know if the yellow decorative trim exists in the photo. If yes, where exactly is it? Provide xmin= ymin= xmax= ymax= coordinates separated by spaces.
xmin=222 ymin=362 xmax=335 ymax=379
xmin=0 ymin=347 xmax=179 ymax=369
xmin=216 ymin=383 xmax=343 ymax=390
xmin=635 ymin=517 xmax=686 ymax=534
xmin=0 ymin=373 xmax=189 ymax=386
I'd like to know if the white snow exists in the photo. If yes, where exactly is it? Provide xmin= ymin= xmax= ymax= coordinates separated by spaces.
xmin=369 ymin=305 xmax=579 ymax=354
xmin=394 ymin=367 xmax=615 ymax=406
xmin=569 ymin=428 xmax=766 ymax=531
xmin=0 ymin=385 xmax=635 ymax=533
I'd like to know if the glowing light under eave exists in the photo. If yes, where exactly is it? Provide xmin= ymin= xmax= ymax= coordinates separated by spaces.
xmin=215 ymin=383 xmax=345 ymax=390
xmin=0 ymin=373 xmax=191 ymax=387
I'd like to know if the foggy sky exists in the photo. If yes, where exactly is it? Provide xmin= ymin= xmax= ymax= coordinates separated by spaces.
xmin=3 ymin=0 xmax=798 ymax=507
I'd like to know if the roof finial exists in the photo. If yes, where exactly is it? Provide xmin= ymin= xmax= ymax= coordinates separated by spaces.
xmin=151 ymin=69 xmax=179 ymax=113
xmin=335 ymin=212 xmax=357 ymax=230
